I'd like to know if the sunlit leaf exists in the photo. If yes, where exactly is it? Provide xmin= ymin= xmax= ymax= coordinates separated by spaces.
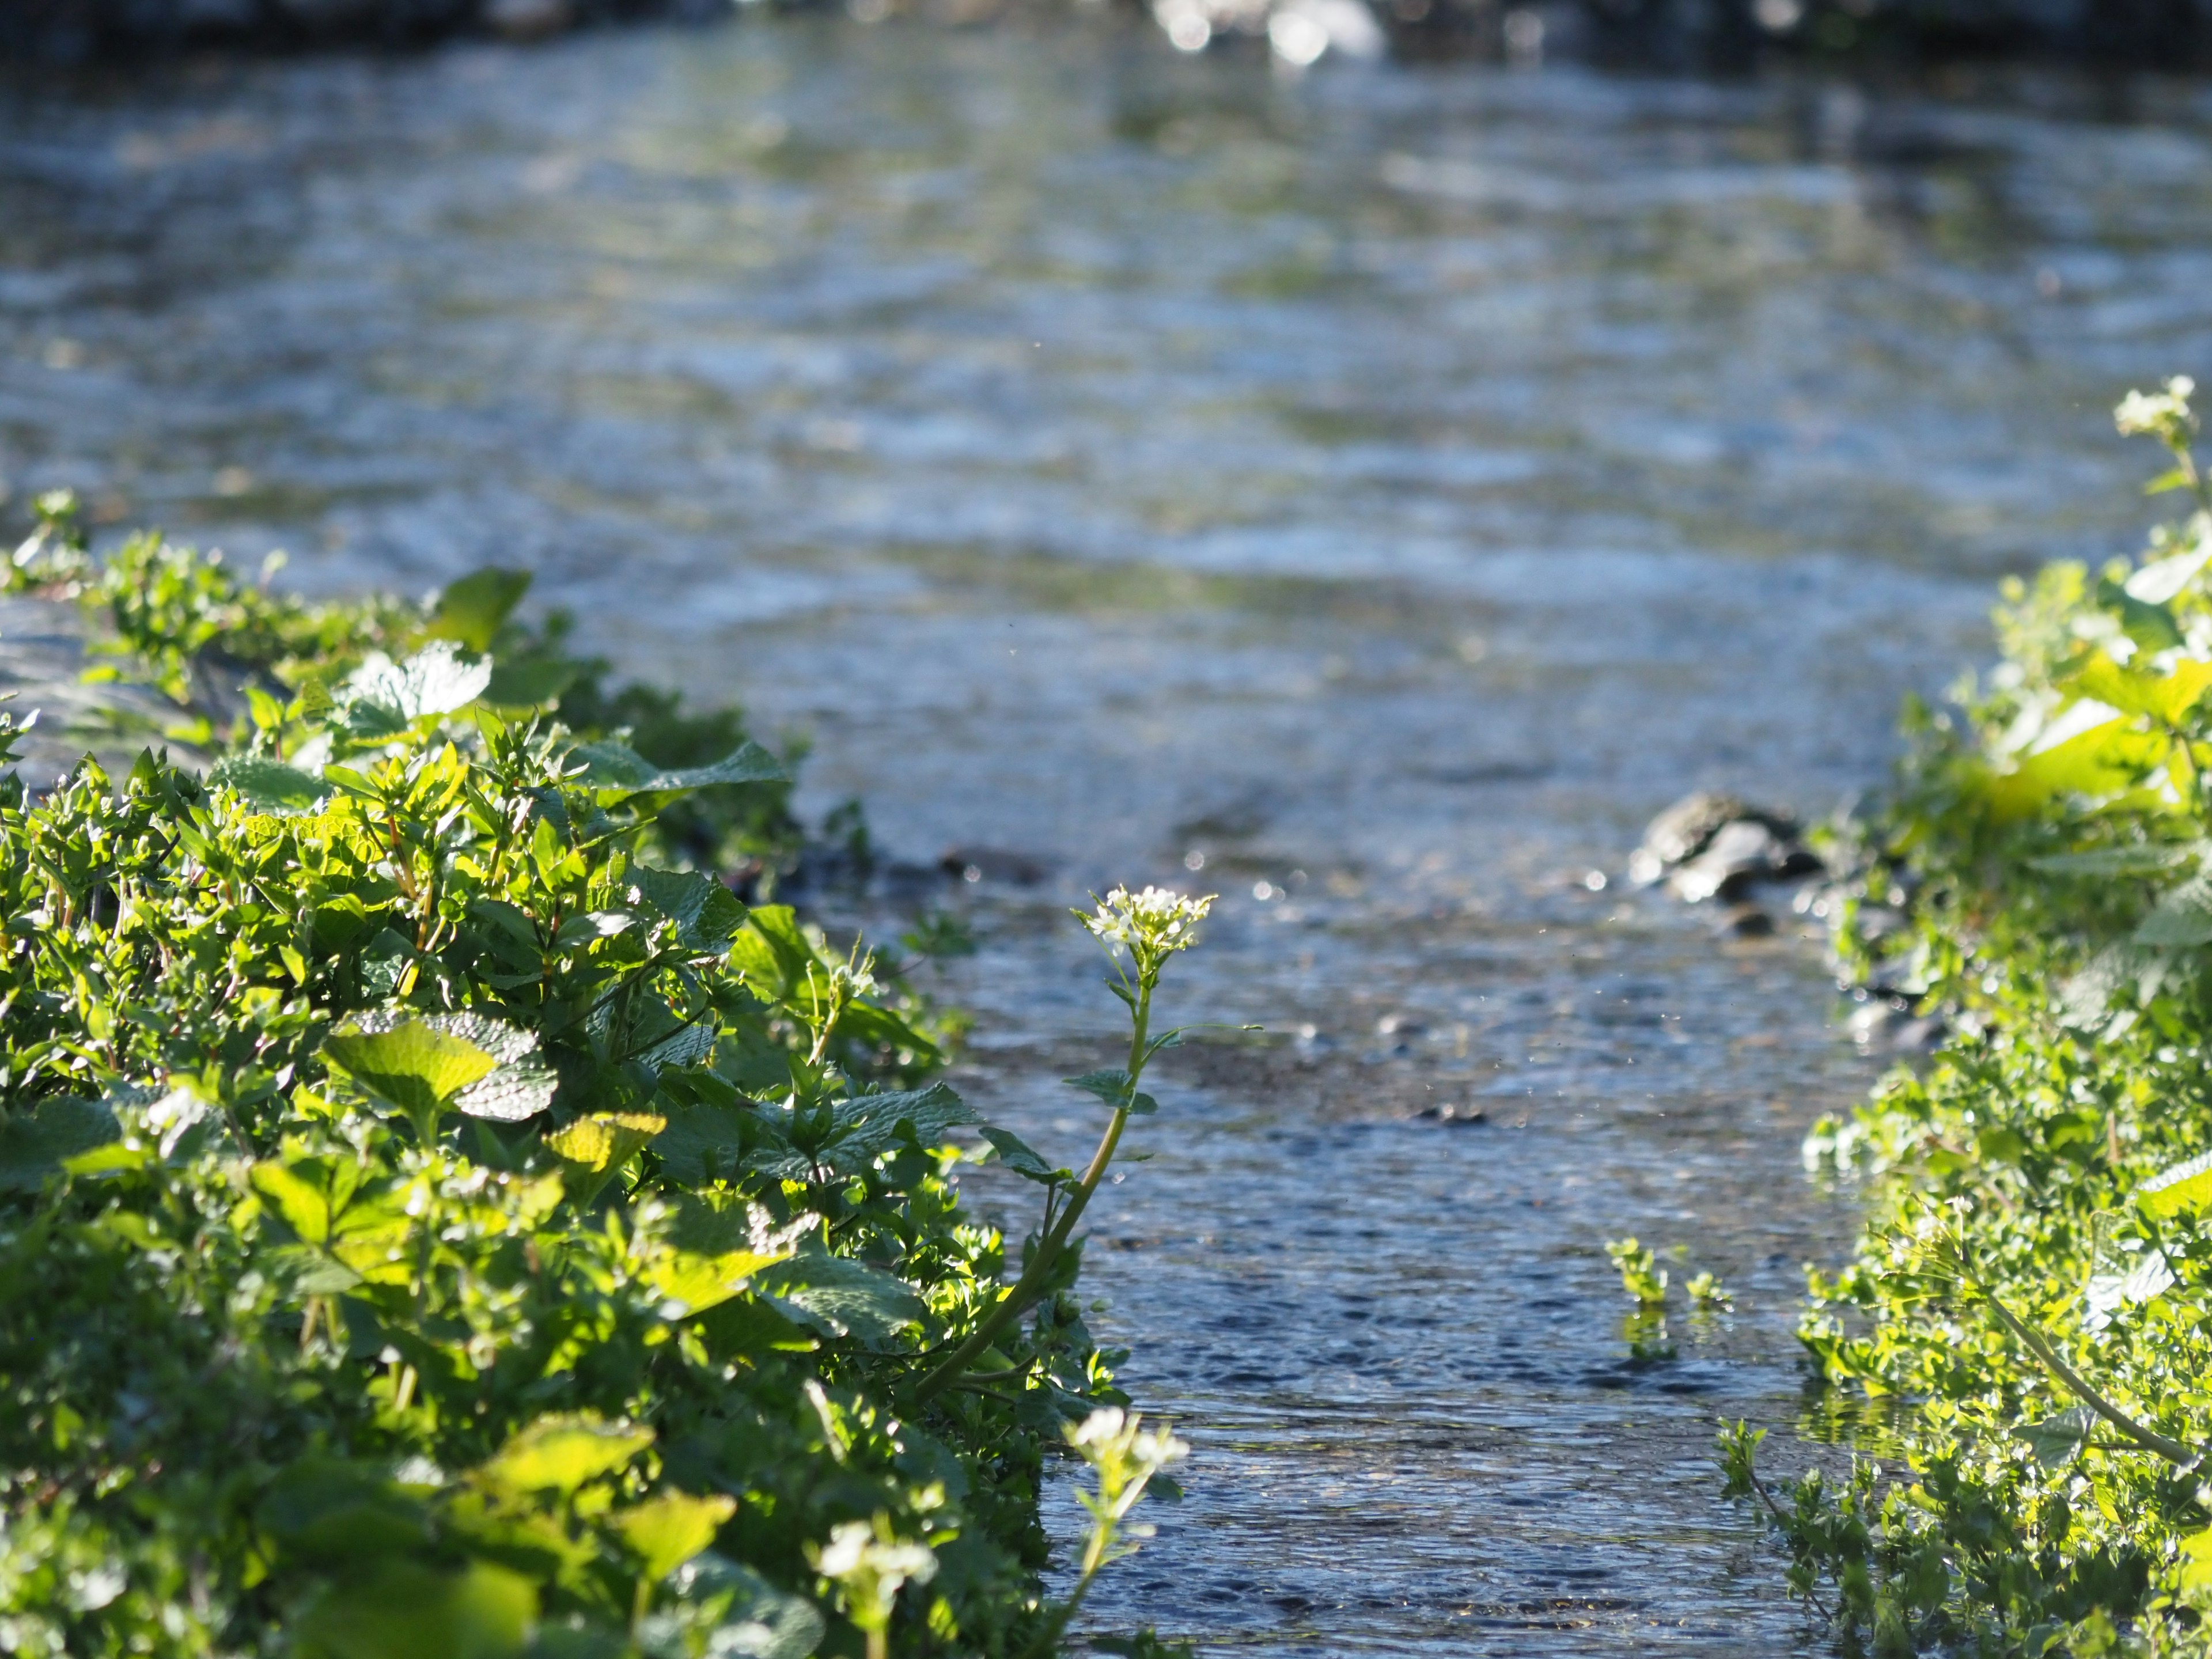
xmin=428 ymin=568 xmax=532 ymax=654
xmin=209 ymin=754 xmax=325 ymax=814
xmin=612 ymin=1491 xmax=737 ymax=1584
xmin=297 ymin=1559 xmax=535 ymax=1659
xmin=2015 ymin=1405 xmax=2099 ymax=1469
xmin=476 ymin=1413 xmax=654 ymax=1498
xmin=570 ymin=738 xmax=786 ymax=800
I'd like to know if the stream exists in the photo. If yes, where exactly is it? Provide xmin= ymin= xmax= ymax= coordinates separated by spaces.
xmin=6 ymin=21 xmax=2212 ymax=1651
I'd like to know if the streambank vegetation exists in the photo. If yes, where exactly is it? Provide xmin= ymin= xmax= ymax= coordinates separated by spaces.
xmin=1721 ymin=381 xmax=2212 ymax=1657
xmin=0 ymin=495 xmax=1191 ymax=1659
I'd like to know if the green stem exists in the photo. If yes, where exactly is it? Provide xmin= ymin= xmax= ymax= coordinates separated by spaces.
xmin=1971 ymin=1273 xmax=2199 ymax=1468
xmin=911 ymin=971 xmax=1154 ymax=1408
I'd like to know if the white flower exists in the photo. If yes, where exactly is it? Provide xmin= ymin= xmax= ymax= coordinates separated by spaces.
xmin=2115 ymin=376 xmax=2197 ymax=440
xmin=1081 ymin=886 xmax=1215 ymax=964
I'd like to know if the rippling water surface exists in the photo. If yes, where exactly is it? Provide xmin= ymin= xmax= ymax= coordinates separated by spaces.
xmin=7 ymin=24 xmax=2212 ymax=1650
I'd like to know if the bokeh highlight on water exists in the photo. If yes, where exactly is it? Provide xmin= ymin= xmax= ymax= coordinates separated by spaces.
xmin=7 ymin=23 xmax=2212 ymax=1650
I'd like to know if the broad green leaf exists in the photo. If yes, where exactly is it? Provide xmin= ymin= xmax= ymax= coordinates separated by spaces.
xmin=1985 ymin=707 xmax=2161 ymax=821
xmin=450 ymin=1060 xmax=558 ymax=1123
xmin=815 ymin=1084 xmax=979 ymax=1175
xmin=1063 ymin=1069 xmax=1159 ymax=1115
xmin=612 ymin=1490 xmax=737 ymax=1584
xmin=2181 ymin=1527 xmax=2212 ymax=1594
xmin=2096 ymin=575 xmax=2186 ymax=653
xmin=2028 ymin=844 xmax=2198 ymax=876
xmin=2070 ymin=651 xmax=2212 ymax=725
xmin=755 ymin=1252 xmax=925 ymax=1345
xmin=647 ymin=1247 xmax=788 ymax=1318
xmin=2135 ymin=874 xmax=2212 ymax=947
xmin=979 ymin=1125 xmax=1067 ymax=1184
xmin=409 ymin=1011 xmax=559 ymax=1122
xmin=297 ymin=1559 xmax=534 ymax=1659
xmin=482 ymin=653 xmax=578 ymax=709
xmin=667 ymin=1556 xmax=826 ymax=1659
xmin=547 ymin=1112 xmax=666 ymax=1200
xmin=251 ymin=1161 xmax=335 ymax=1246
xmin=653 ymin=1102 xmax=756 ymax=1188
xmin=570 ymin=738 xmax=787 ymax=800
xmin=259 ymin=1459 xmax=431 ymax=1567
xmin=209 ymin=755 xmax=325 ymax=815
xmin=343 ymin=643 xmax=493 ymax=728
xmin=324 ymin=1022 xmax=497 ymax=1123
xmin=477 ymin=1413 xmax=653 ymax=1497
xmin=312 ymin=895 xmax=374 ymax=952
xmin=695 ymin=1294 xmax=820 ymax=1357
xmin=428 ymin=568 xmax=532 ymax=654
xmin=0 ymin=1098 xmax=120 ymax=1194
xmin=2142 ymin=1149 xmax=2212 ymax=1218
xmin=630 ymin=863 xmax=748 ymax=949
xmin=2015 ymin=1405 xmax=2099 ymax=1469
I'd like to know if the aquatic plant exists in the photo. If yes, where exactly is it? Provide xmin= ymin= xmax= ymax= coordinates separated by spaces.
xmin=1724 ymin=378 xmax=2212 ymax=1654
xmin=0 ymin=509 xmax=1195 ymax=1657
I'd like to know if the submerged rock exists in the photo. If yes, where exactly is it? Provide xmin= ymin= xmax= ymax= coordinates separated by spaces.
xmin=1713 ymin=901 xmax=1775 ymax=939
xmin=1629 ymin=790 xmax=1817 ymax=897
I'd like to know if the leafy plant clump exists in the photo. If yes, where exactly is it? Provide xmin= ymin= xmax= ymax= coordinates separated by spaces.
xmin=1722 ymin=379 xmax=2212 ymax=1656
xmin=0 ymin=501 xmax=1196 ymax=1658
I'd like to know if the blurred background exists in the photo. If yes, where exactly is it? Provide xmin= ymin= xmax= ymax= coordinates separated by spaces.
xmin=3 ymin=2 xmax=2209 ymax=1652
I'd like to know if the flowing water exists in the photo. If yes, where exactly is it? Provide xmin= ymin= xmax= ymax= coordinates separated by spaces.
xmin=6 ymin=24 xmax=2212 ymax=1651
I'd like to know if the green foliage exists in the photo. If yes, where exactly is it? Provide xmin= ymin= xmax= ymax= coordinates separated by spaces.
xmin=1728 ymin=384 xmax=2212 ymax=1654
xmin=0 ymin=509 xmax=1187 ymax=1657
xmin=1604 ymin=1237 xmax=1668 ymax=1306
xmin=6 ymin=492 xmax=802 ymax=879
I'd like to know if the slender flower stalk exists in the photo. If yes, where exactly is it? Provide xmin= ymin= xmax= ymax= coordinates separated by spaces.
xmin=910 ymin=887 xmax=1212 ymax=1408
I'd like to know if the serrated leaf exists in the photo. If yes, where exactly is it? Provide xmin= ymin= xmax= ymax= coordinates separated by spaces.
xmin=343 ymin=642 xmax=493 ymax=726
xmin=816 ymin=1083 xmax=978 ymax=1174
xmin=2142 ymin=1149 xmax=2212 ymax=1218
xmin=1062 ymin=1069 xmax=1156 ymax=1114
xmin=1065 ymin=1069 xmax=1132 ymax=1103
xmin=647 ymin=1247 xmax=789 ymax=1318
xmin=653 ymin=1102 xmax=755 ymax=1188
xmin=630 ymin=863 xmax=748 ymax=949
xmin=2015 ymin=1405 xmax=2099 ymax=1468
xmin=979 ymin=1125 xmax=1067 ymax=1184
xmin=450 ymin=1061 xmax=558 ymax=1123
xmin=323 ymin=1021 xmax=497 ymax=1123
xmin=570 ymin=738 xmax=787 ymax=800
xmin=2137 ymin=874 xmax=2212 ymax=947
xmin=0 ymin=1097 xmax=119 ymax=1194
xmin=428 ymin=568 xmax=532 ymax=654
xmin=476 ymin=1413 xmax=654 ymax=1497
xmin=754 ymin=1252 xmax=925 ymax=1344
xmin=343 ymin=1010 xmax=556 ymax=1123
xmin=209 ymin=755 xmax=325 ymax=815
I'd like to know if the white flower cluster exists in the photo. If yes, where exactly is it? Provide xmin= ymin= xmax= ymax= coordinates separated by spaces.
xmin=1080 ymin=885 xmax=1215 ymax=962
xmin=1067 ymin=1406 xmax=1190 ymax=1478
xmin=2116 ymin=376 xmax=2198 ymax=441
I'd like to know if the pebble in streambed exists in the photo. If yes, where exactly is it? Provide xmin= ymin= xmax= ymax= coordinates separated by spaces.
xmin=1630 ymin=789 xmax=1946 ymax=1054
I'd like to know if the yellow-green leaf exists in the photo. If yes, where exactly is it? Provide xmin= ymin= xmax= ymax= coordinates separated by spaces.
xmin=612 ymin=1491 xmax=737 ymax=1584
xmin=476 ymin=1413 xmax=654 ymax=1498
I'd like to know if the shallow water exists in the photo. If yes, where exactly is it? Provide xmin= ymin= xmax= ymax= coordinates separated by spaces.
xmin=6 ymin=22 xmax=2212 ymax=1651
